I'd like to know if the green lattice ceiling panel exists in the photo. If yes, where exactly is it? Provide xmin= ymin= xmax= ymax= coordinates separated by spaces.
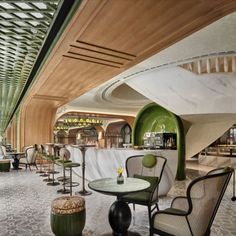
xmin=0 ymin=0 xmax=62 ymax=133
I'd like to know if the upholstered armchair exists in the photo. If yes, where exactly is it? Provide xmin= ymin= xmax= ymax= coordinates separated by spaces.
xmin=150 ymin=167 xmax=233 ymax=236
xmin=0 ymin=145 xmax=8 ymax=159
xmin=19 ymin=146 xmax=38 ymax=170
xmin=121 ymin=154 xmax=167 ymax=226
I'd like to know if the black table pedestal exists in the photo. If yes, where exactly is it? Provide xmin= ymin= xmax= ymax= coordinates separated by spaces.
xmin=109 ymin=199 xmax=131 ymax=236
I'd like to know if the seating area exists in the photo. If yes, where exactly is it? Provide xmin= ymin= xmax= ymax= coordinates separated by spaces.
xmin=1 ymin=1 xmax=236 ymax=236
xmin=0 ymin=144 xmax=235 ymax=236
xmin=0 ymin=162 xmax=235 ymax=236
xmin=150 ymin=167 xmax=233 ymax=236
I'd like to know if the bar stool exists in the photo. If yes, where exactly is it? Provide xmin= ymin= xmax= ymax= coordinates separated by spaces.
xmin=64 ymin=162 xmax=80 ymax=196
xmin=42 ymin=154 xmax=53 ymax=182
xmin=47 ymin=154 xmax=60 ymax=186
xmin=40 ymin=145 xmax=50 ymax=177
xmin=56 ymin=160 xmax=71 ymax=194
xmin=36 ymin=144 xmax=45 ymax=174
xmin=56 ymin=148 xmax=71 ymax=194
xmin=57 ymin=147 xmax=70 ymax=182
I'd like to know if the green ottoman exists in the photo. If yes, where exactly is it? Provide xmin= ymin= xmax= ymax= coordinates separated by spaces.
xmin=51 ymin=196 xmax=86 ymax=236
xmin=0 ymin=159 xmax=11 ymax=172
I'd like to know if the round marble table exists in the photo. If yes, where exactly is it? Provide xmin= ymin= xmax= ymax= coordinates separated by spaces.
xmin=88 ymin=177 xmax=150 ymax=236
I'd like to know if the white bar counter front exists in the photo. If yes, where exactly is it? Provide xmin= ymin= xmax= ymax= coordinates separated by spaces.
xmin=67 ymin=146 xmax=178 ymax=196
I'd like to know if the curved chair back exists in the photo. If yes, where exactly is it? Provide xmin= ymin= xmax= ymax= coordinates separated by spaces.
xmin=59 ymin=147 xmax=71 ymax=161
xmin=45 ymin=144 xmax=54 ymax=156
xmin=0 ymin=145 xmax=7 ymax=157
xmin=186 ymin=167 xmax=233 ymax=236
xmin=26 ymin=147 xmax=38 ymax=164
xmin=0 ymin=146 xmax=6 ymax=158
xmin=126 ymin=155 xmax=167 ymax=201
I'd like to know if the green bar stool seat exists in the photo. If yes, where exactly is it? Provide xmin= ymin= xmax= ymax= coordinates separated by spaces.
xmin=56 ymin=159 xmax=71 ymax=181
xmin=0 ymin=159 xmax=11 ymax=172
xmin=51 ymin=196 xmax=86 ymax=236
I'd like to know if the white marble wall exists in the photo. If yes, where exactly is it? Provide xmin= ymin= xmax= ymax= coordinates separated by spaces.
xmin=198 ymin=154 xmax=236 ymax=168
xmin=67 ymin=146 xmax=178 ymax=196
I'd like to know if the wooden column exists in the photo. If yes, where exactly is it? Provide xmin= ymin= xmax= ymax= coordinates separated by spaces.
xmin=19 ymin=98 xmax=58 ymax=148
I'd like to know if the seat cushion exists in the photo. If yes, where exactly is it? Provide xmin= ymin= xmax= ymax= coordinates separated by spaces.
xmin=51 ymin=196 xmax=85 ymax=215
xmin=64 ymin=162 xmax=80 ymax=168
xmin=134 ymin=174 xmax=158 ymax=193
xmin=153 ymin=209 xmax=191 ymax=236
xmin=122 ymin=175 xmax=158 ymax=203
xmin=122 ymin=191 xmax=151 ymax=202
xmin=19 ymin=158 xmax=28 ymax=164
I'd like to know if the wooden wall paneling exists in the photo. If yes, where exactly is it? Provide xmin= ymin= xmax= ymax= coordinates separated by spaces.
xmin=11 ymin=117 xmax=17 ymax=149
xmin=6 ymin=125 xmax=11 ymax=145
xmin=20 ymin=98 xmax=58 ymax=148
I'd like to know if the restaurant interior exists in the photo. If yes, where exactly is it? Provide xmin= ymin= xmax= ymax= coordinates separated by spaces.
xmin=0 ymin=1 xmax=236 ymax=236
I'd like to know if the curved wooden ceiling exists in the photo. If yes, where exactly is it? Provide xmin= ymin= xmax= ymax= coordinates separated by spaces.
xmin=11 ymin=0 xmax=236 ymax=130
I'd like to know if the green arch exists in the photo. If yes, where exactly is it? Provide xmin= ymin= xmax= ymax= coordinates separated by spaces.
xmin=132 ymin=103 xmax=185 ymax=180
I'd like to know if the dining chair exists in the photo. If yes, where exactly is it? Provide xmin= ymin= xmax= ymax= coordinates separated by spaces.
xmin=121 ymin=154 xmax=167 ymax=227
xmin=19 ymin=145 xmax=38 ymax=170
xmin=150 ymin=167 xmax=233 ymax=236
xmin=0 ymin=145 xmax=8 ymax=159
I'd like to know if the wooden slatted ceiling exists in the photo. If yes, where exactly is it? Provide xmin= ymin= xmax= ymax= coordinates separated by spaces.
xmin=19 ymin=0 xmax=236 ymax=147
xmin=28 ymin=0 xmax=236 ymax=101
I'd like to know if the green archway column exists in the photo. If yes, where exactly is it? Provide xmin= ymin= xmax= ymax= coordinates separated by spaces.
xmin=132 ymin=103 xmax=186 ymax=180
xmin=171 ymin=114 xmax=186 ymax=180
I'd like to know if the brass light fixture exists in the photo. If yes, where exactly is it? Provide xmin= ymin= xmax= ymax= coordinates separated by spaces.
xmin=54 ymin=117 xmax=103 ymax=131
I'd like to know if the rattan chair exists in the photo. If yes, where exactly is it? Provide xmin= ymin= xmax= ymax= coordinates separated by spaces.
xmin=150 ymin=167 xmax=233 ymax=236
xmin=121 ymin=154 xmax=167 ymax=227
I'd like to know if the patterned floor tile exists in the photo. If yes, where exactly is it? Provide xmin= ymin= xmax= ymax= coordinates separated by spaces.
xmin=0 ymin=167 xmax=235 ymax=235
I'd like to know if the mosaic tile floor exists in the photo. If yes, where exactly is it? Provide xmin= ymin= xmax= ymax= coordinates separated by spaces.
xmin=0 ymin=166 xmax=235 ymax=236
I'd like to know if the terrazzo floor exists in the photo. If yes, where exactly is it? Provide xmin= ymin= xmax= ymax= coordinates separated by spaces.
xmin=0 ymin=166 xmax=235 ymax=236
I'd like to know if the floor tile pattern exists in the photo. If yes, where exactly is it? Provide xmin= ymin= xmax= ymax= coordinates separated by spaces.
xmin=0 ymin=167 xmax=235 ymax=236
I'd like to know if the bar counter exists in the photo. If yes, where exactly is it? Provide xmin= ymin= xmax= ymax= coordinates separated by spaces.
xmin=66 ymin=146 xmax=178 ymax=196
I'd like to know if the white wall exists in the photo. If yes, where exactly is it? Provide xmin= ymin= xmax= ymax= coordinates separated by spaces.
xmin=185 ymin=120 xmax=235 ymax=159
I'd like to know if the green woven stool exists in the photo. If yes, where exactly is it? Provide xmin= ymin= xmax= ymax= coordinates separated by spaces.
xmin=51 ymin=196 xmax=86 ymax=236
xmin=0 ymin=159 xmax=11 ymax=172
